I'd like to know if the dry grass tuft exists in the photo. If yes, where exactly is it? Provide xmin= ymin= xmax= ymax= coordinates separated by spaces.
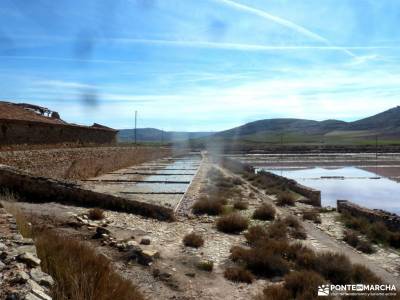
xmin=224 ymin=266 xmax=254 ymax=283
xmin=197 ymin=260 xmax=214 ymax=272
xmin=252 ymin=203 xmax=276 ymax=221
xmin=244 ymin=225 xmax=269 ymax=246
xmin=276 ymin=192 xmax=295 ymax=206
xmin=88 ymin=208 xmax=105 ymax=220
xmin=283 ymin=216 xmax=307 ymax=240
xmin=36 ymin=230 xmax=144 ymax=300
xmin=343 ymin=230 xmax=374 ymax=254
xmin=183 ymin=232 xmax=204 ymax=248
xmin=259 ymin=270 xmax=324 ymax=300
xmin=302 ymin=210 xmax=321 ymax=224
xmin=192 ymin=197 xmax=223 ymax=216
xmin=233 ymin=200 xmax=248 ymax=210
xmin=216 ymin=212 xmax=249 ymax=234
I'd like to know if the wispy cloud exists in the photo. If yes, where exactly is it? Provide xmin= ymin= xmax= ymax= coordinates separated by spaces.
xmin=213 ymin=0 xmax=356 ymax=57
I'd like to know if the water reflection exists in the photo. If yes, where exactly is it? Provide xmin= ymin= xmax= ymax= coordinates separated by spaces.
xmin=261 ymin=166 xmax=400 ymax=215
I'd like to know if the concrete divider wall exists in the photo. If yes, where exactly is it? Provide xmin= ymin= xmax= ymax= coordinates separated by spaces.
xmin=0 ymin=119 xmax=116 ymax=147
xmin=337 ymin=200 xmax=400 ymax=231
xmin=219 ymin=156 xmax=321 ymax=206
xmin=0 ymin=164 xmax=174 ymax=221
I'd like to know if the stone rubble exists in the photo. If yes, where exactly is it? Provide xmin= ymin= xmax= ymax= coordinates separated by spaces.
xmin=0 ymin=207 xmax=53 ymax=300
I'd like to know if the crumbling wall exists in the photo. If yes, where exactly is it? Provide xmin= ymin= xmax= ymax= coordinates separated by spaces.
xmin=0 ymin=164 xmax=174 ymax=221
xmin=0 ymin=206 xmax=54 ymax=299
xmin=0 ymin=119 xmax=116 ymax=148
xmin=0 ymin=146 xmax=172 ymax=180
xmin=337 ymin=200 xmax=400 ymax=231
xmin=257 ymin=170 xmax=321 ymax=206
xmin=218 ymin=156 xmax=321 ymax=206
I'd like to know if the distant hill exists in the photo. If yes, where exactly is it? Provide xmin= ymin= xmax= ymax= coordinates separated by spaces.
xmin=118 ymin=128 xmax=214 ymax=143
xmin=206 ymin=106 xmax=400 ymax=145
xmin=118 ymin=107 xmax=400 ymax=145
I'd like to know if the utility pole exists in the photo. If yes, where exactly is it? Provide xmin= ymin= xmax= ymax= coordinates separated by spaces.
xmin=375 ymin=135 xmax=378 ymax=160
xmin=134 ymin=110 xmax=137 ymax=146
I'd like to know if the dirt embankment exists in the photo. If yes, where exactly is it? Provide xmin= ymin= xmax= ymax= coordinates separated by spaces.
xmin=0 ymin=146 xmax=172 ymax=180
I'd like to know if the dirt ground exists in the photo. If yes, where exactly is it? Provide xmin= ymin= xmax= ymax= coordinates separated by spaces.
xmin=3 ymin=153 xmax=400 ymax=299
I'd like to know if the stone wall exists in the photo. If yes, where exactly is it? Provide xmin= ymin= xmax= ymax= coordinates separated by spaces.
xmin=219 ymin=156 xmax=321 ymax=206
xmin=0 ymin=165 xmax=175 ymax=221
xmin=337 ymin=200 xmax=400 ymax=231
xmin=0 ymin=119 xmax=116 ymax=148
xmin=0 ymin=146 xmax=172 ymax=180
xmin=257 ymin=170 xmax=321 ymax=207
xmin=0 ymin=206 xmax=53 ymax=300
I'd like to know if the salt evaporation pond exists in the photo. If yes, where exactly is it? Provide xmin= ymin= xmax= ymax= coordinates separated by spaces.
xmin=261 ymin=166 xmax=400 ymax=215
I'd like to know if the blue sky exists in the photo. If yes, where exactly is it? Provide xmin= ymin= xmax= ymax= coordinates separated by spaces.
xmin=1 ymin=0 xmax=400 ymax=131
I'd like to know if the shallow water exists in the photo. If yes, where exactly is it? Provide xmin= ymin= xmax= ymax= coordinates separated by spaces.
xmin=261 ymin=166 xmax=400 ymax=215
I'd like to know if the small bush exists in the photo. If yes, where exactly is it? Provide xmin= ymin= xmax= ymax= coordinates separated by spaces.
xmin=356 ymin=239 xmax=375 ymax=254
xmin=88 ymin=208 xmax=104 ymax=220
xmin=232 ymin=177 xmax=244 ymax=185
xmin=343 ymin=230 xmax=374 ymax=253
xmin=267 ymin=220 xmax=288 ymax=240
xmin=224 ymin=266 xmax=254 ymax=283
xmin=283 ymin=216 xmax=306 ymax=240
xmin=232 ymin=243 xmax=290 ymax=277
xmin=315 ymin=252 xmax=352 ymax=284
xmin=367 ymin=221 xmax=391 ymax=244
xmin=302 ymin=210 xmax=321 ymax=224
xmin=343 ymin=230 xmax=360 ymax=248
xmin=284 ymin=270 xmax=325 ymax=299
xmin=183 ymin=232 xmax=204 ymax=248
xmin=245 ymin=225 xmax=269 ymax=245
xmin=276 ymin=192 xmax=295 ymax=206
xmin=197 ymin=260 xmax=213 ymax=272
xmin=253 ymin=203 xmax=276 ymax=221
xmin=257 ymin=285 xmax=291 ymax=300
xmin=290 ymin=226 xmax=307 ymax=240
xmin=351 ymin=264 xmax=382 ymax=284
xmin=192 ymin=197 xmax=223 ymax=215
xmin=283 ymin=215 xmax=301 ymax=229
xmin=389 ymin=232 xmax=400 ymax=249
xmin=216 ymin=213 xmax=248 ymax=234
xmin=233 ymin=200 xmax=248 ymax=210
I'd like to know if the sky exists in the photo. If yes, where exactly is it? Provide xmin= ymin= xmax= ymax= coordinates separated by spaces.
xmin=1 ymin=0 xmax=400 ymax=131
